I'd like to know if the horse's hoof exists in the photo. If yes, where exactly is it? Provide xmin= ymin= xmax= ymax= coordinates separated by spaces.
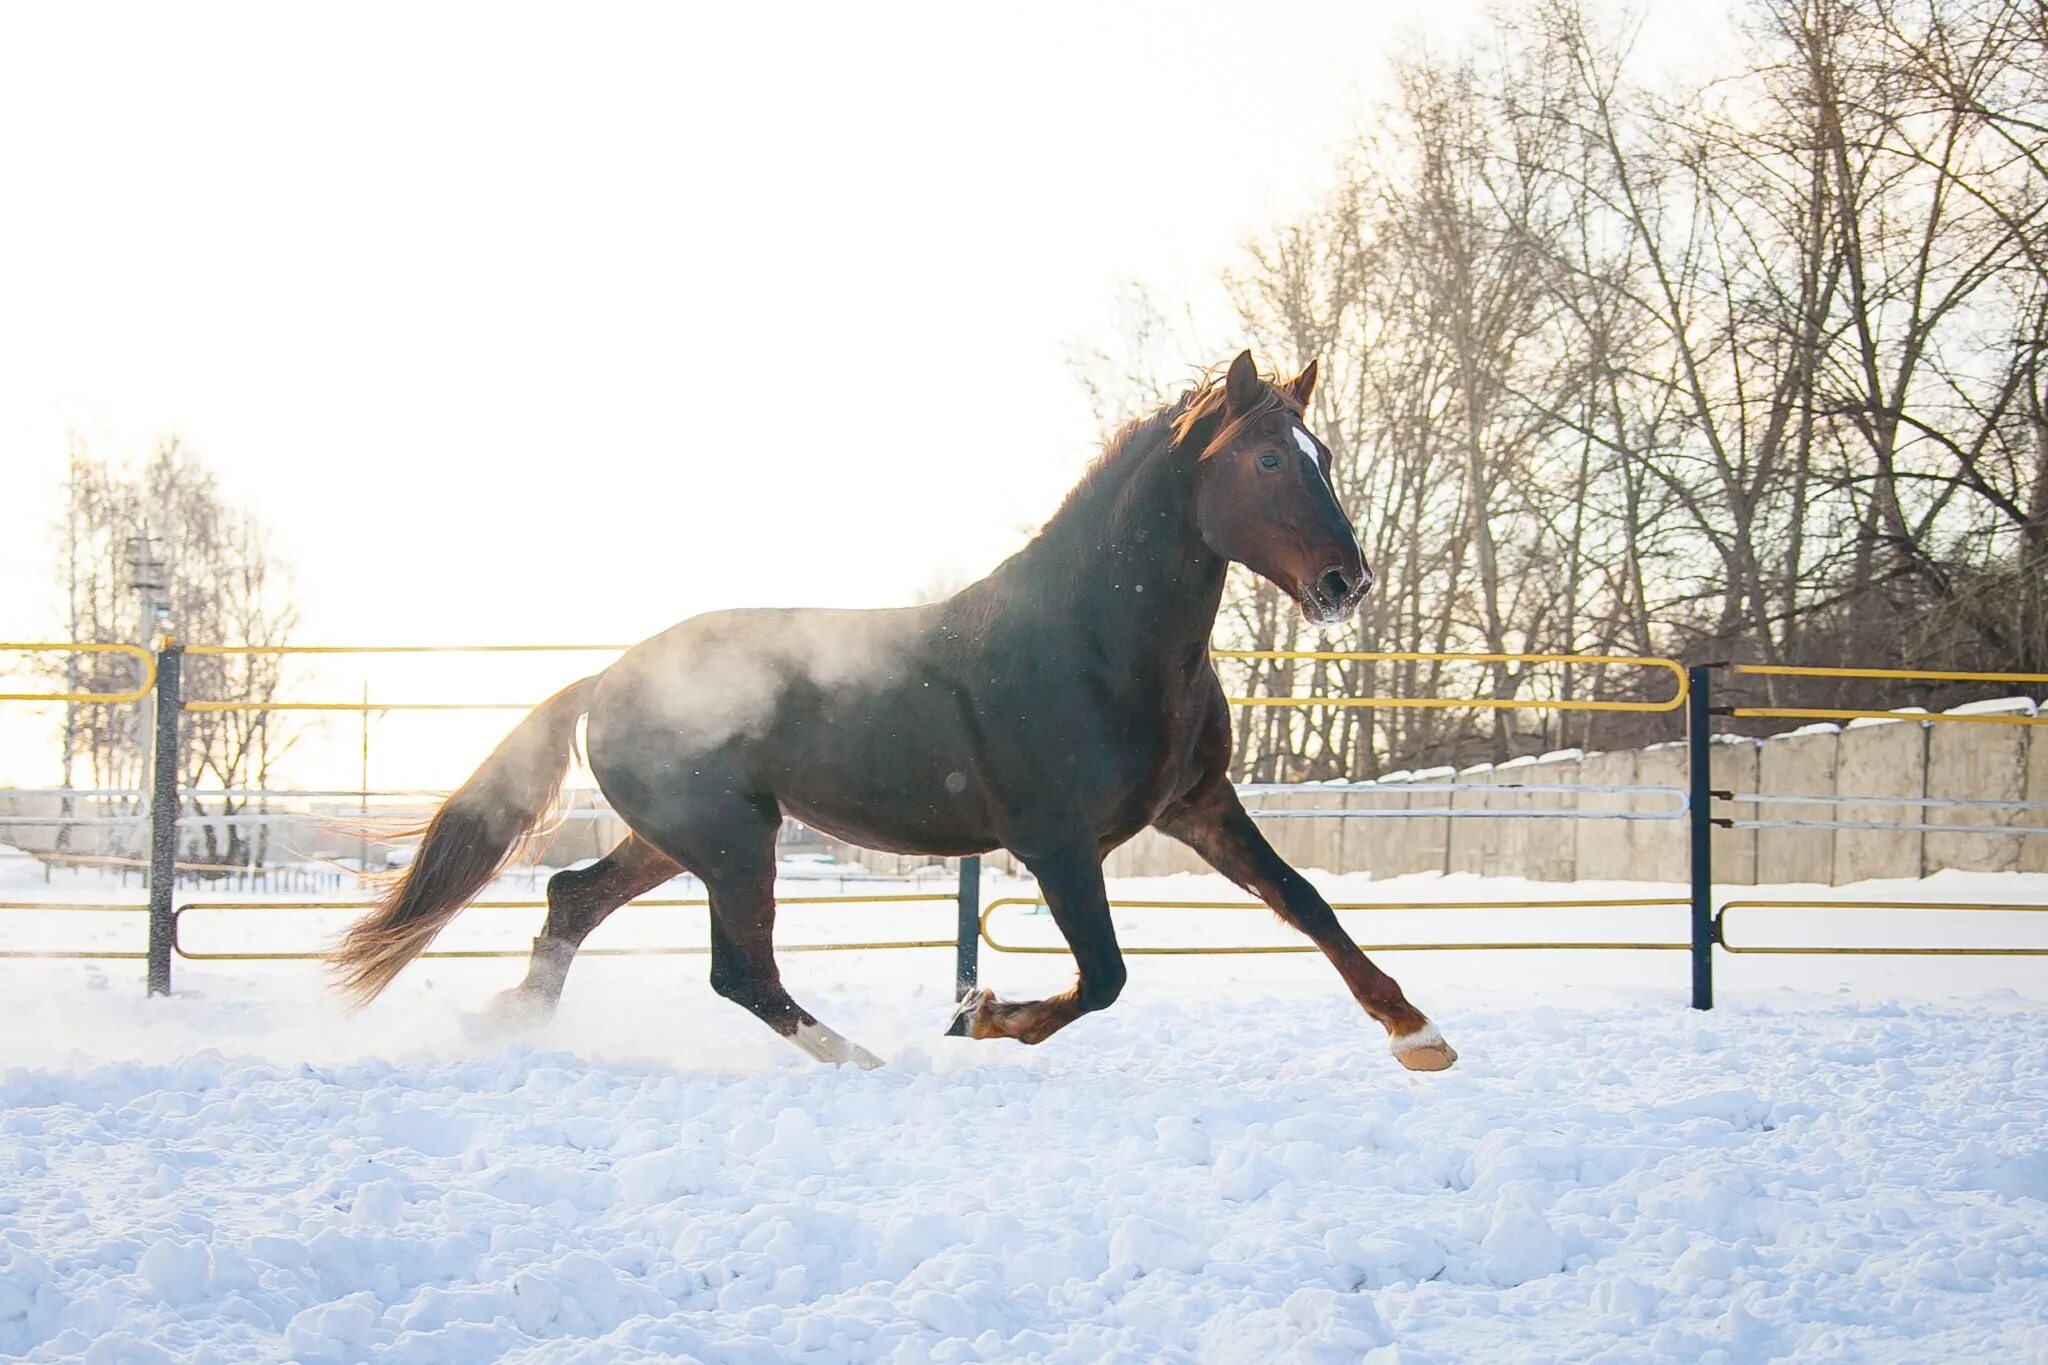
xmin=1389 ymin=1024 xmax=1457 ymax=1072
xmin=953 ymin=987 xmax=1000 ymax=1039
xmin=1396 ymin=1041 xmax=1458 ymax=1071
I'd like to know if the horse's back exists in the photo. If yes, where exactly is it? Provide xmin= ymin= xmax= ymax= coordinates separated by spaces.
xmin=583 ymin=597 xmax=1225 ymax=859
xmin=585 ymin=603 xmax=994 ymax=848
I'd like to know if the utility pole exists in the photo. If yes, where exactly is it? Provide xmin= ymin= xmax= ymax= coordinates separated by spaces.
xmin=126 ymin=535 xmax=170 ymax=858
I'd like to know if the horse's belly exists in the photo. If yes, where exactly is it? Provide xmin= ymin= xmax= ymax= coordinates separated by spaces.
xmin=764 ymin=700 xmax=999 ymax=857
xmin=777 ymin=793 xmax=997 ymax=859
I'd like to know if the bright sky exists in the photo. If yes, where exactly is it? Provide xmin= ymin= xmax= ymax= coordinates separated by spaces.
xmin=0 ymin=1 xmax=1733 ymax=789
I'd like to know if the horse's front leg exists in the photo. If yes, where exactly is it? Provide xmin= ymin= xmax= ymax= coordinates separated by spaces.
xmin=1157 ymin=784 xmax=1457 ymax=1071
xmin=963 ymin=847 xmax=1126 ymax=1044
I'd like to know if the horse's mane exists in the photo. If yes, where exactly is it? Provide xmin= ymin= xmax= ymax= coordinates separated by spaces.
xmin=951 ymin=361 xmax=1303 ymax=624
xmin=1046 ymin=397 xmax=1192 ymax=527
xmin=1044 ymin=365 xmax=1300 ymax=535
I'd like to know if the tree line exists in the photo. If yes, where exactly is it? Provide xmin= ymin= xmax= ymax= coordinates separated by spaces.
xmin=1081 ymin=0 xmax=2048 ymax=782
xmin=46 ymin=438 xmax=297 ymax=866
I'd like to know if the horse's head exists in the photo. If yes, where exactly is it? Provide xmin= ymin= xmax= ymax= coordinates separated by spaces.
xmin=1187 ymin=350 xmax=1372 ymax=627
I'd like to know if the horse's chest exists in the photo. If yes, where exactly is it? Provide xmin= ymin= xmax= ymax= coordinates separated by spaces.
xmin=1091 ymin=693 xmax=1212 ymax=818
xmin=978 ymin=656 xmax=1219 ymax=840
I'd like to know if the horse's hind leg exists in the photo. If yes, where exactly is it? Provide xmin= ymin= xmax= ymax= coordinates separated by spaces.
xmin=484 ymin=834 xmax=678 ymax=1028
xmin=638 ymin=803 xmax=883 ymax=1069
xmin=706 ymin=899 xmax=882 ymax=1069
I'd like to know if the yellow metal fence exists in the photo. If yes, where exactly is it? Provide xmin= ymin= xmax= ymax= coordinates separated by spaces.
xmin=1715 ymin=899 xmax=2048 ymax=956
xmin=169 ymin=894 xmax=959 ymax=962
xmin=0 ymin=894 xmax=959 ymax=963
xmin=0 ymin=642 xmax=155 ymax=704
xmin=4 ymin=644 xmax=2045 ymax=981
xmin=979 ymin=895 xmax=1692 ymax=956
xmin=1215 ymin=649 xmax=1688 ymax=713
xmin=1727 ymin=663 xmax=2048 ymax=726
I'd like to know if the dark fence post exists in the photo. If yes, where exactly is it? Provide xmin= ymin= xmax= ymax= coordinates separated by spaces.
xmin=946 ymin=854 xmax=981 ymax=1035
xmin=1687 ymin=664 xmax=1714 ymax=1011
xmin=146 ymin=643 xmax=182 ymax=997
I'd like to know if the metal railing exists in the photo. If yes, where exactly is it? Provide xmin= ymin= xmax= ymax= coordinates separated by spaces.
xmin=0 ymin=903 xmax=150 ymax=960
xmin=0 ymin=645 xmax=157 ymax=961
xmin=5 ymin=644 xmax=2046 ymax=1012
xmin=1714 ymin=899 xmax=2048 ymax=957
xmin=1235 ymin=779 xmax=1689 ymax=823
xmin=1717 ymin=790 xmax=2048 ymax=838
xmin=0 ymin=641 xmax=156 ymax=704
xmin=1686 ymin=664 xmax=2047 ymax=1003
xmin=1214 ymin=649 xmax=1687 ymax=713
xmin=980 ymin=895 xmax=1690 ymax=957
xmin=1725 ymin=663 xmax=2048 ymax=726
xmin=169 ymin=894 xmax=960 ymax=962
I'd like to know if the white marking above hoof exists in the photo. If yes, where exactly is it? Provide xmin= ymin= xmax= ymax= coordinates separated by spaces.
xmin=1388 ymin=1023 xmax=1445 ymax=1055
xmin=1389 ymin=1023 xmax=1458 ymax=1072
xmin=792 ymin=1021 xmax=885 ymax=1070
xmin=950 ymin=987 xmax=992 ymax=1024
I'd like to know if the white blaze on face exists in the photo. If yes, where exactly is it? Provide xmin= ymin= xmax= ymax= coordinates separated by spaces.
xmin=1294 ymin=426 xmax=1332 ymax=488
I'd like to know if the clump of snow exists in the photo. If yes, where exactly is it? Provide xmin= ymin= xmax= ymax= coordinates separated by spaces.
xmin=137 ymin=1236 xmax=213 ymax=1304
xmin=1479 ymin=1183 xmax=1566 ymax=1286
xmin=1107 ymin=1214 xmax=1208 ymax=1276
xmin=1945 ymin=697 xmax=2038 ymax=718
xmin=1848 ymin=708 xmax=1930 ymax=729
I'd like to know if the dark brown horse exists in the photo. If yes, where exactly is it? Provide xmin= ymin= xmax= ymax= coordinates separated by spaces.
xmin=333 ymin=352 xmax=1456 ymax=1072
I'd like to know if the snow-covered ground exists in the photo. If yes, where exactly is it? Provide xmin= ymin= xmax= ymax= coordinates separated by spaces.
xmin=4 ymin=852 xmax=2046 ymax=1362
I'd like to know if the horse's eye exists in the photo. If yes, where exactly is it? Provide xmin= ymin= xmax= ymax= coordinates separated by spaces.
xmin=1259 ymin=453 xmax=1281 ymax=470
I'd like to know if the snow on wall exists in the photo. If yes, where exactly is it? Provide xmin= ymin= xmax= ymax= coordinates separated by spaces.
xmin=1084 ymin=701 xmax=2048 ymax=887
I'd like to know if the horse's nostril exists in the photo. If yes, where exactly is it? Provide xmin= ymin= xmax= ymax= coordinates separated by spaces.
xmin=1318 ymin=568 xmax=1353 ymax=604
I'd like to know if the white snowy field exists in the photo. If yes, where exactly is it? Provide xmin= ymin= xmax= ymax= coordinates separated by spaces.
xmin=3 ymin=854 xmax=2047 ymax=1362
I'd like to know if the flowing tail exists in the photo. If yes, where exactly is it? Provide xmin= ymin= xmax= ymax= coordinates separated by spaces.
xmin=331 ymin=675 xmax=602 ymax=1007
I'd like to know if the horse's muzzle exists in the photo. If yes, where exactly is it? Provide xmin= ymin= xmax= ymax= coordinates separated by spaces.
xmin=1299 ymin=562 xmax=1373 ymax=625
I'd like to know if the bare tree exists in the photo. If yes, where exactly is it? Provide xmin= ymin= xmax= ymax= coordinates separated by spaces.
xmin=1085 ymin=0 xmax=2048 ymax=780
xmin=44 ymin=437 xmax=300 ymax=866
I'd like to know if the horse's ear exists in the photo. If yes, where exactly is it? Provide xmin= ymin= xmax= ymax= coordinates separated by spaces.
xmin=1287 ymin=358 xmax=1320 ymax=408
xmin=1225 ymin=349 xmax=1262 ymax=413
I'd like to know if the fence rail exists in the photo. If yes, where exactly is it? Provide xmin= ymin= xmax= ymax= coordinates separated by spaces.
xmin=1725 ymin=663 xmax=2048 ymax=726
xmin=1214 ymin=649 xmax=1687 ymax=712
xmin=979 ymin=895 xmax=1691 ymax=956
xmin=0 ymin=641 xmax=156 ymax=704
xmin=0 ymin=903 xmax=149 ymax=960
xmin=1715 ymin=899 xmax=2048 ymax=956
xmin=169 ymin=894 xmax=958 ymax=961
xmin=4 ymin=643 xmax=2044 ymax=1008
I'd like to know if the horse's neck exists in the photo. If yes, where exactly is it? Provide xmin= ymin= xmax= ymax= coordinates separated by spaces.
xmin=993 ymin=451 xmax=1227 ymax=675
